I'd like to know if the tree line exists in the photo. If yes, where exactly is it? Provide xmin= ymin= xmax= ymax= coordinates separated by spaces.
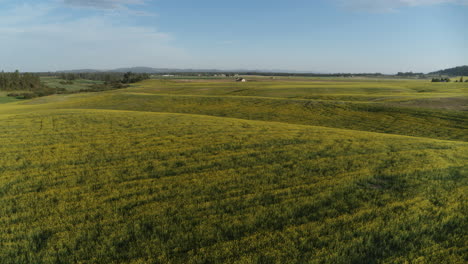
xmin=429 ymin=65 xmax=468 ymax=76
xmin=431 ymin=77 xmax=467 ymax=82
xmin=396 ymin=72 xmax=424 ymax=77
xmin=59 ymin=72 xmax=150 ymax=83
xmin=0 ymin=71 xmax=64 ymax=99
xmin=0 ymin=70 xmax=151 ymax=100
xmin=0 ymin=70 xmax=44 ymax=91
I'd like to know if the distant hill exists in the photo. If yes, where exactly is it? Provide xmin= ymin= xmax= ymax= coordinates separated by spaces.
xmin=429 ymin=66 xmax=468 ymax=76
xmin=58 ymin=67 xmax=322 ymax=74
xmin=110 ymin=67 xmax=171 ymax=73
xmin=57 ymin=69 xmax=102 ymax=73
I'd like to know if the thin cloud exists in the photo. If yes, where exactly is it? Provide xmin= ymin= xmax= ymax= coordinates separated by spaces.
xmin=63 ymin=0 xmax=146 ymax=10
xmin=338 ymin=0 xmax=468 ymax=12
xmin=0 ymin=2 xmax=186 ymax=71
xmin=63 ymin=0 xmax=156 ymax=17
xmin=0 ymin=3 xmax=54 ymax=26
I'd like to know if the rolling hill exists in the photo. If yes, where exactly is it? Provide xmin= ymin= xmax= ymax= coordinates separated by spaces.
xmin=429 ymin=65 xmax=468 ymax=76
xmin=0 ymin=77 xmax=467 ymax=263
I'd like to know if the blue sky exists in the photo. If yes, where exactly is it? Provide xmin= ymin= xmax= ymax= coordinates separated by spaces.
xmin=1 ymin=0 xmax=467 ymax=73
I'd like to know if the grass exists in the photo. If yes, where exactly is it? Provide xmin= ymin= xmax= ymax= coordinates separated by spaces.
xmin=0 ymin=92 xmax=23 ymax=104
xmin=0 ymin=77 xmax=467 ymax=263
xmin=40 ymin=77 xmax=104 ymax=91
xmin=13 ymin=79 xmax=466 ymax=141
xmin=139 ymin=78 xmax=467 ymax=103
xmin=0 ymin=96 xmax=20 ymax=104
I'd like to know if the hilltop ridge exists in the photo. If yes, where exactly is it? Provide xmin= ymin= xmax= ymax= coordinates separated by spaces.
xmin=429 ymin=65 xmax=468 ymax=76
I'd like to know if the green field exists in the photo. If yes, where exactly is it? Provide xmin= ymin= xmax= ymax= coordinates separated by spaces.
xmin=0 ymin=78 xmax=467 ymax=263
xmin=0 ymin=95 xmax=20 ymax=104
xmin=40 ymin=77 xmax=104 ymax=92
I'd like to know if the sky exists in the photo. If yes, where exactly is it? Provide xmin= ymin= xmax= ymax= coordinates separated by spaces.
xmin=1 ymin=0 xmax=467 ymax=73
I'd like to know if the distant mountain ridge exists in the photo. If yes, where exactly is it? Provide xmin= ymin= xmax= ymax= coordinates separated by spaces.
xmin=58 ymin=66 xmax=468 ymax=75
xmin=58 ymin=67 xmax=321 ymax=74
xmin=57 ymin=69 xmax=102 ymax=73
xmin=429 ymin=66 xmax=468 ymax=76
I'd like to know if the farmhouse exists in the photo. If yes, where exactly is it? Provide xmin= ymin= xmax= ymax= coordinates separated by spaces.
xmin=236 ymin=77 xmax=247 ymax=82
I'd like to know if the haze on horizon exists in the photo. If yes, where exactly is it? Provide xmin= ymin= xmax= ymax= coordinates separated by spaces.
xmin=1 ymin=0 xmax=467 ymax=74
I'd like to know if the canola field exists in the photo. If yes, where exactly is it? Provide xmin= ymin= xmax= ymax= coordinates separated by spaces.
xmin=0 ymin=77 xmax=467 ymax=263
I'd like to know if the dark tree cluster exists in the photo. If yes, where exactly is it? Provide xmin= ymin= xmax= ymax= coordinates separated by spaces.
xmin=122 ymin=72 xmax=150 ymax=84
xmin=58 ymin=72 xmax=150 ymax=84
xmin=59 ymin=72 xmax=122 ymax=82
xmin=396 ymin=72 xmax=423 ymax=77
xmin=452 ymin=77 xmax=467 ymax=83
xmin=0 ymin=70 xmax=43 ymax=90
xmin=431 ymin=78 xmax=451 ymax=82
xmin=0 ymin=70 xmax=64 ymax=99
xmin=59 ymin=73 xmax=78 ymax=81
